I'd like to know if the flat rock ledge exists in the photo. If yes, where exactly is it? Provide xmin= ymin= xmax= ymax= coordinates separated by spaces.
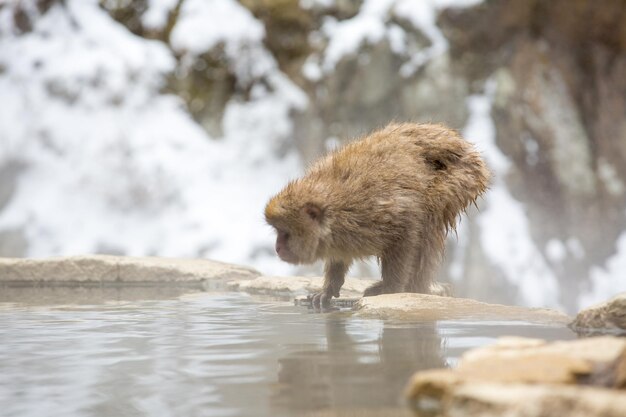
xmin=0 ymin=255 xmax=376 ymax=299
xmin=0 ymin=257 xmax=572 ymax=324
xmin=406 ymin=336 xmax=626 ymax=417
xmin=0 ymin=255 xmax=260 ymax=287
xmin=355 ymin=293 xmax=569 ymax=324
xmin=227 ymin=275 xmax=372 ymax=298
xmin=571 ymin=292 xmax=626 ymax=334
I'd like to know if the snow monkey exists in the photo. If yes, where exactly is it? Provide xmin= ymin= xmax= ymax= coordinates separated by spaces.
xmin=265 ymin=123 xmax=490 ymax=308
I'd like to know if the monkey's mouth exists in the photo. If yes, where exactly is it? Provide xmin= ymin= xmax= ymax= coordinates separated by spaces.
xmin=277 ymin=252 xmax=300 ymax=264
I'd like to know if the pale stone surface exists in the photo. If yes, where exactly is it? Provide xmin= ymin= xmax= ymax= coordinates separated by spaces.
xmin=446 ymin=384 xmax=626 ymax=417
xmin=300 ymin=409 xmax=412 ymax=417
xmin=406 ymin=336 xmax=626 ymax=417
xmin=0 ymin=255 xmax=378 ymax=299
xmin=228 ymin=275 xmax=373 ymax=298
xmin=0 ymin=255 xmax=259 ymax=285
xmin=0 ymin=286 xmax=200 ymax=305
xmin=355 ymin=293 xmax=569 ymax=324
xmin=571 ymin=292 xmax=626 ymax=332
xmin=457 ymin=336 xmax=626 ymax=386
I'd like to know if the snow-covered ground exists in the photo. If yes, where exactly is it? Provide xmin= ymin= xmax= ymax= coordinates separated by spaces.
xmin=0 ymin=0 xmax=624 ymax=310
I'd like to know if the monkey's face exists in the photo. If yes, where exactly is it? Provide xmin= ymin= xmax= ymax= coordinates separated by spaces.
xmin=265 ymin=197 xmax=324 ymax=265
xmin=273 ymin=228 xmax=303 ymax=264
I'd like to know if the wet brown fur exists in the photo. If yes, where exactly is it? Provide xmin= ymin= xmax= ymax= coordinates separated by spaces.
xmin=265 ymin=122 xmax=490 ymax=302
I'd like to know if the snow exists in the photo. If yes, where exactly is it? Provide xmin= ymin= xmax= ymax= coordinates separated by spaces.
xmin=0 ymin=0 xmax=302 ymax=276
xmin=169 ymin=0 xmax=264 ymax=56
xmin=320 ymin=0 xmax=484 ymax=75
xmin=521 ymin=132 xmax=539 ymax=166
xmin=386 ymin=24 xmax=407 ymax=54
xmin=460 ymin=76 xmax=626 ymax=311
xmin=321 ymin=0 xmax=394 ymax=72
xmin=464 ymin=79 xmax=561 ymax=309
xmin=393 ymin=0 xmax=482 ymax=76
xmin=302 ymin=55 xmax=323 ymax=82
xmin=580 ymin=232 xmax=626 ymax=309
xmin=566 ymin=238 xmax=585 ymax=260
xmin=170 ymin=0 xmax=279 ymax=90
xmin=300 ymin=0 xmax=335 ymax=9
xmin=393 ymin=0 xmax=448 ymax=76
xmin=597 ymin=157 xmax=625 ymax=196
xmin=142 ymin=0 xmax=179 ymax=30
xmin=545 ymin=239 xmax=567 ymax=264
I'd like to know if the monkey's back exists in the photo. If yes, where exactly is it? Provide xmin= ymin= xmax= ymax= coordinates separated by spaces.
xmin=309 ymin=125 xmax=430 ymax=212
xmin=308 ymin=123 xmax=487 ymax=202
xmin=303 ymin=123 xmax=489 ymax=256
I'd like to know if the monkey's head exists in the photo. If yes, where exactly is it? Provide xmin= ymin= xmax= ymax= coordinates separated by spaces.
xmin=264 ymin=184 xmax=326 ymax=265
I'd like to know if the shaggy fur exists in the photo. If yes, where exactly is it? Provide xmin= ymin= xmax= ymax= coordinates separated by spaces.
xmin=265 ymin=122 xmax=490 ymax=304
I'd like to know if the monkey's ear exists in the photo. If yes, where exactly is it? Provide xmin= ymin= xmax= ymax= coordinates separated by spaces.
xmin=424 ymin=148 xmax=462 ymax=171
xmin=302 ymin=203 xmax=322 ymax=222
xmin=429 ymin=159 xmax=447 ymax=171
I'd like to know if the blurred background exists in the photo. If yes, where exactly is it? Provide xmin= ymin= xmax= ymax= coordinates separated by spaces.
xmin=1 ymin=0 xmax=625 ymax=313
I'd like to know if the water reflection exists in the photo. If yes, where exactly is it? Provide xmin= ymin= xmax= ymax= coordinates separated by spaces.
xmin=0 ymin=285 xmax=203 ymax=305
xmin=0 ymin=291 xmax=575 ymax=417
xmin=274 ymin=318 xmax=444 ymax=414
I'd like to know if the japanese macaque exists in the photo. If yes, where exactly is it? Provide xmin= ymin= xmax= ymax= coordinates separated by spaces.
xmin=265 ymin=123 xmax=490 ymax=308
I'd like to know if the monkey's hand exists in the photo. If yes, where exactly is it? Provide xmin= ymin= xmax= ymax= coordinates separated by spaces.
xmin=311 ymin=280 xmax=343 ymax=310
xmin=312 ymin=263 xmax=345 ymax=310
xmin=311 ymin=291 xmax=332 ymax=309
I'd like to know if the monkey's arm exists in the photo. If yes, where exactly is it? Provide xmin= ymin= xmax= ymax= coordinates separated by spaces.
xmin=312 ymin=260 xmax=351 ymax=309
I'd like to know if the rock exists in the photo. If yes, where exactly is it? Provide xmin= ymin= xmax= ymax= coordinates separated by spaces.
xmin=0 ymin=159 xmax=28 ymax=258
xmin=456 ymin=336 xmax=626 ymax=387
xmin=0 ymin=255 xmax=376 ymax=300
xmin=355 ymin=293 xmax=569 ymax=324
xmin=0 ymin=228 xmax=28 ymax=258
xmin=440 ymin=0 xmax=626 ymax=312
xmin=101 ymin=0 xmax=149 ymax=38
xmin=294 ymin=295 xmax=359 ymax=309
xmin=228 ymin=275 xmax=373 ymax=298
xmin=406 ymin=336 xmax=626 ymax=417
xmin=571 ymin=293 xmax=626 ymax=333
xmin=441 ymin=383 xmax=626 ymax=417
xmin=239 ymin=0 xmax=314 ymax=74
xmin=0 ymin=285 xmax=201 ymax=305
xmin=0 ymin=159 xmax=25 ymax=211
xmin=0 ymin=255 xmax=259 ymax=287
xmin=299 ymin=409 xmax=412 ymax=417
xmin=166 ymin=49 xmax=236 ymax=138
xmin=284 ymin=0 xmax=626 ymax=311
xmin=294 ymin=48 xmax=469 ymax=166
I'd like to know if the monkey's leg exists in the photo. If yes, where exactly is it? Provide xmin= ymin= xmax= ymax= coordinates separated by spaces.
xmin=363 ymin=242 xmax=416 ymax=297
xmin=312 ymin=260 xmax=350 ymax=309
xmin=405 ymin=232 xmax=445 ymax=294
xmin=405 ymin=250 xmax=433 ymax=294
